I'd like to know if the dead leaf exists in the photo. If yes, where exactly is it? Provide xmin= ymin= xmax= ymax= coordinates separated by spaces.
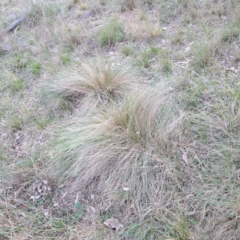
xmin=90 ymin=206 xmax=96 ymax=213
xmin=53 ymin=202 xmax=59 ymax=207
xmin=185 ymin=46 xmax=191 ymax=52
xmin=43 ymin=209 xmax=49 ymax=218
xmin=30 ymin=195 xmax=41 ymax=201
xmin=103 ymin=218 xmax=124 ymax=231
xmin=43 ymin=180 xmax=48 ymax=185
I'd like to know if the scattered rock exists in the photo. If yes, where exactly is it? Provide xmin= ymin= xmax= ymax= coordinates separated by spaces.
xmin=122 ymin=185 xmax=130 ymax=191
xmin=103 ymin=218 xmax=124 ymax=231
xmin=30 ymin=179 xmax=52 ymax=201
xmin=226 ymin=66 xmax=238 ymax=74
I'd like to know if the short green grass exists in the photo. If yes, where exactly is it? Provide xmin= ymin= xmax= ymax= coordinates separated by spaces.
xmin=1 ymin=0 xmax=240 ymax=239
xmin=97 ymin=18 xmax=125 ymax=47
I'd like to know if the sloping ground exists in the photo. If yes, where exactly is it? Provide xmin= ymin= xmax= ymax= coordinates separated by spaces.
xmin=0 ymin=0 xmax=240 ymax=239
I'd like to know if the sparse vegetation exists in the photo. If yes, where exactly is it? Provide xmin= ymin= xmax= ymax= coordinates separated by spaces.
xmin=120 ymin=0 xmax=137 ymax=11
xmin=159 ymin=57 xmax=172 ymax=74
xmin=138 ymin=50 xmax=150 ymax=68
xmin=1 ymin=0 xmax=240 ymax=239
xmin=3 ymin=72 xmax=25 ymax=93
xmin=121 ymin=45 xmax=134 ymax=56
xmin=126 ymin=20 xmax=161 ymax=40
xmin=192 ymin=42 xmax=213 ymax=70
xmin=30 ymin=61 xmax=41 ymax=75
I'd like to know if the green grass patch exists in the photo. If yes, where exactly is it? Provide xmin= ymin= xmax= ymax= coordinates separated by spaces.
xmin=7 ymin=115 xmax=23 ymax=131
xmin=30 ymin=61 xmax=41 ymax=76
xmin=97 ymin=18 xmax=125 ymax=47
xmin=191 ymin=42 xmax=213 ymax=70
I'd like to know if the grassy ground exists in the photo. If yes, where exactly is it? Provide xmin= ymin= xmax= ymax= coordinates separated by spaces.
xmin=0 ymin=0 xmax=240 ymax=239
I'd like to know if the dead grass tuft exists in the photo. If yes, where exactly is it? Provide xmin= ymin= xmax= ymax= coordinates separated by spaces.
xmin=52 ymin=84 xmax=185 ymax=217
xmin=127 ymin=21 xmax=161 ymax=40
xmin=120 ymin=0 xmax=137 ymax=11
xmin=119 ymin=10 xmax=161 ymax=40
xmin=44 ymin=59 xmax=136 ymax=110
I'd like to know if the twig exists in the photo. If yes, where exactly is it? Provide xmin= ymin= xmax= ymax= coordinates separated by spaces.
xmin=0 ymin=17 xmax=25 ymax=36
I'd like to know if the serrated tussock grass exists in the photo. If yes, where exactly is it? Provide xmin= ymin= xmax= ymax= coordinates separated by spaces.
xmin=2 ymin=0 xmax=240 ymax=239
xmin=44 ymin=59 xmax=136 ymax=111
xmin=52 ymin=84 xmax=185 ymax=215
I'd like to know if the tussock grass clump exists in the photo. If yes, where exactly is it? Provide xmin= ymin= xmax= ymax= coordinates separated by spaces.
xmin=191 ymin=41 xmax=214 ymax=71
xmin=121 ymin=45 xmax=134 ymax=56
xmin=159 ymin=57 xmax=172 ymax=74
xmin=138 ymin=50 xmax=150 ymax=68
xmin=52 ymin=85 xmax=185 ymax=215
xmin=1 ymin=71 xmax=25 ymax=93
xmin=26 ymin=1 xmax=65 ymax=26
xmin=97 ymin=18 xmax=125 ymax=46
xmin=2 ymin=0 xmax=240 ymax=238
xmin=120 ymin=0 xmax=137 ymax=11
xmin=219 ymin=23 xmax=240 ymax=43
xmin=56 ymin=22 xmax=87 ymax=46
xmin=45 ymin=59 xmax=136 ymax=109
xmin=127 ymin=21 xmax=161 ymax=40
